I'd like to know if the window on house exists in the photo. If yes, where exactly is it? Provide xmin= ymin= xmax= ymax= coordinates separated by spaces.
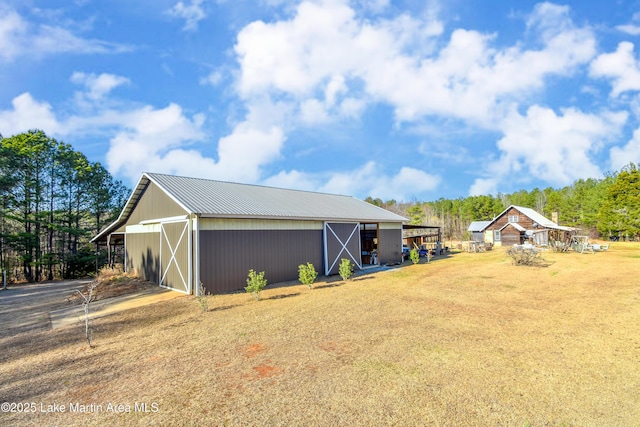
xmin=508 ymin=215 xmax=519 ymax=223
xmin=494 ymin=230 xmax=501 ymax=241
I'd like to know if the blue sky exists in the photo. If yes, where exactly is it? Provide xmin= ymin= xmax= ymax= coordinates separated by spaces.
xmin=1 ymin=0 xmax=640 ymax=201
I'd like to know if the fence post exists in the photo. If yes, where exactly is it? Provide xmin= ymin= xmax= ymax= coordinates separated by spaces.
xmin=2 ymin=270 xmax=6 ymax=290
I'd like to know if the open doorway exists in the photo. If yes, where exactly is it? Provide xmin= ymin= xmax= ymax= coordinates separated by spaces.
xmin=360 ymin=223 xmax=379 ymax=267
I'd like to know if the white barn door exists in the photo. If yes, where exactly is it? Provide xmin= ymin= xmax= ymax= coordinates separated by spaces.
xmin=324 ymin=222 xmax=362 ymax=275
xmin=160 ymin=219 xmax=191 ymax=293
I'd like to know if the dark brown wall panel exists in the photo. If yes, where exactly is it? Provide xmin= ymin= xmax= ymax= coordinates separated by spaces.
xmin=378 ymin=228 xmax=402 ymax=265
xmin=199 ymin=229 xmax=324 ymax=294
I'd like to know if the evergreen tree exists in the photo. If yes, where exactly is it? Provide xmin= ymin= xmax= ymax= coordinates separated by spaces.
xmin=0 ymin=131 xmax=129 ymax=282
xmin=597 ymin=164 xmax=640 ymax=240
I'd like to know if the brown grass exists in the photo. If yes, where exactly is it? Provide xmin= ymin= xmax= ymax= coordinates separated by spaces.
xmin=2 ymin=243 xmax=640 ymax=426
xmin=67 ymin=267 xmax=155 ymax=304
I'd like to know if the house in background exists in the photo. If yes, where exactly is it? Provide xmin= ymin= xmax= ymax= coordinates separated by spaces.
xmin=92 ymin=173 xmax=408 ymax=295
xmin=475 ymin=205 xmax=574 ymax=247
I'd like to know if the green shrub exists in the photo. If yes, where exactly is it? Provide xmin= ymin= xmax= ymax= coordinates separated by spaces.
xmin=338 ymin=258 xmax=354 ymax=281
xmin=245 ymin=269 xmax=267 ymax=300
xmin=298 ymin=262 xmax=318 ymax=289
xmin=409 ymin=248 xmax=420 ymax=264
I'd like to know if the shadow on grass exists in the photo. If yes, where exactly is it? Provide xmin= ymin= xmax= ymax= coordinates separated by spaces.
xmin=208 ymin=304 xmax=241 ymax=312
xmin=265 ymin=292 xmax=301 ymax=301
xmin=314 ymin=282 xmax=343 ymax=290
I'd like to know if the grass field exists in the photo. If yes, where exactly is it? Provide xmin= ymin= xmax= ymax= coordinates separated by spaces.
xmin=2 ymin=243 xmax=639 ymax=426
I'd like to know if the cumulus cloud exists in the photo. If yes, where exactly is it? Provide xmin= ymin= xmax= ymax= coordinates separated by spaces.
xmin=234 ymin=0 xmax=595 ymax=127
xmin=105 ymin=104 xmax=207 ymax=180
xmin=0 ymin=93 xmax=61 ymax=135
xmin=3 ymin=0 xmax=632 ymax=200
xmin=230 ymin=0 xmax=605 ymax=196
xmin=0 ymin=91 xmax=209 ymax=183
xmin=590 ymin=42 xmax=640 ymax=97
xmin=469 ymin=105 xmax=628 ymax=195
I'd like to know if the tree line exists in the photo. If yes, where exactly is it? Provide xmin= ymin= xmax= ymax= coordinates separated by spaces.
xmin=367 ymin=163 xmax=640 ymax=241
xmin=0 ymin=130 xmax=129 ymax=282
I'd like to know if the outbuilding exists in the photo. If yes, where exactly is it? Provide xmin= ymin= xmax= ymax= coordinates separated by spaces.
xmin=92 ymin=173 xmax=408 ymax=294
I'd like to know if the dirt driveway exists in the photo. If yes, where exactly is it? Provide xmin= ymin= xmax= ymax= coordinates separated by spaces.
xmin=0 ymin=280 xmax=182 ymax=338
xmin=0 ymin=280 xmax=91 ymax=338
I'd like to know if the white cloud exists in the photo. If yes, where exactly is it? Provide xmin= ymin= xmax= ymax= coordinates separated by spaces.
xmin=0 ymin=4 xmax=130 ymax=62
xmin=590 ymin=42 xmax=640 ymax=97
xmin=616 ymin=24 xmax=640 ymax=36
xmin=0 ymin=93 xmax=61 ymax=135
xmin=106 ymin=103 xmax=207 ymax=181
xmin=469 ymin=178 xmax=499 ymax=197
xmin=0 ymin=91 xmax=212 ymax=183
xmin=610 ymin=127 xmax=640 ymax=170
xmin=167 ymin=0 xmax=206 ymax=31
xmin=230 ymin=0 xmax=604 ymax=197
xmin=0 ymin=7 xmax=27 ymax=61
xmin=263 ymin=161 xmax=440 ymax=201
xmin=0 ymin=84 xmax=296 ymax=185
xmin=470 ymin=105 xmax=628 ymax=194
xmin=320 ymin=162 xmax=440 ymax=201
xmin=616 ymin=12 xmax=640 ymax=35
xmin=234 ymin=0 xmax=595 ymax=127
xmin=200 ymin=70 xmax=223 ymax=86
xmin=71 ymin=72 xmax=130 ymax=101
xmin=214 ymin=123 xmax=285 ymax=182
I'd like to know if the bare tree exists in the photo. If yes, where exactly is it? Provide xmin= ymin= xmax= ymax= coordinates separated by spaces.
xmin=74 ymin=281 xmax=97 ymax=347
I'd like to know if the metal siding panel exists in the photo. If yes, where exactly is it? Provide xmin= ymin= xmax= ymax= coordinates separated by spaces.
xmin=200 ymin=218 xmax=323 ymax=231
xmin=198 ymin=229 xmax=323 ymax=294
xmin=378 ymin=228 xmax=402 ymax=265
xmin=125 ymin=232 xmax=160 ymax=283
xmin=126 ymin=182 xmax=188 ymax=226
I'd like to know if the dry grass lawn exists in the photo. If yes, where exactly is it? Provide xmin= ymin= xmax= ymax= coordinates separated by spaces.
xmin=1 ymin=243 xmax=639 ymax=426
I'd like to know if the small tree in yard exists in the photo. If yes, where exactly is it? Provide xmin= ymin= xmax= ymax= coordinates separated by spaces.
xmin=298 ymin=262 xmax=318 ymax=289
xmin=74 ymin=281 xmax=97 ymax=347
xmin=338 ymin=258 xmax=354 ymax=281
xmin=409 ymin=248 xmax=420 ymax=264
xmin=196 ymin=282 xmax=210 ymax=313
xmin=245 ymin=269 xmax=267 ymax=300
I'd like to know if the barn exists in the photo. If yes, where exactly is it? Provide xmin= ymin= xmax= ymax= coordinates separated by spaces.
xmin=480 ymin=205 xmax=574 ymax=247
xmin=92 ymin=173 xmax=408 ymax=295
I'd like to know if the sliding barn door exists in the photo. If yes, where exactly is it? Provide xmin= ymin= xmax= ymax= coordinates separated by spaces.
xmin=324 ymin=222 xmax=362 ymax=275
xmin=160 ymin=219 xmax=191 ymax=293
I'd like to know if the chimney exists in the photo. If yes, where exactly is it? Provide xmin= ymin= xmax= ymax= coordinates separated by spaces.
xmin=552 ymin=212 xmax=559 ymax=224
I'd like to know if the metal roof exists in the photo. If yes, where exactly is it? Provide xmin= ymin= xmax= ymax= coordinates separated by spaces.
xmin=468 ymin=220 xmax=491 ymax=232
xmin=482 ymin=205 xmax=574 ymax=232
xmin=500 ymin=222 xmax=526 ymax=232
xmin=93 ymin=172 xmax=407 ymax=241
